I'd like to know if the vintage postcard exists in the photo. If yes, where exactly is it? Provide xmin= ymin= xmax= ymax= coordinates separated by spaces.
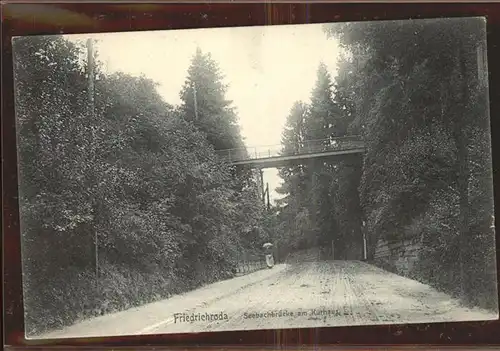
xmin=13 ymin=17 xmax=498 ymax=339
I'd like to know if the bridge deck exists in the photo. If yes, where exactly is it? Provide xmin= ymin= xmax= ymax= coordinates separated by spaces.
xmin=215 ymin=136 xmax=366 ymax=169
xmin=233 ymin=147 xmax=365 ymax=168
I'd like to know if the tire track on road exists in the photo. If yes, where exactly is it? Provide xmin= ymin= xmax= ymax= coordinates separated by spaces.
xmin=340 ymin=266 xmax=357 ymax=324
xmin=166 ymin=263 xmax=299 ymax=333
xmin=39 ymin=260 xmax=497 ymax=338
xmin=347 ymin=261 xmax=405 ymax=324
xmin=200 ymin=262 xmax=327 ymax=332
xmin=346 ymin=270 xmax=384 ymax=323
xmin=140 ymin=265 xmax=289 ymax=334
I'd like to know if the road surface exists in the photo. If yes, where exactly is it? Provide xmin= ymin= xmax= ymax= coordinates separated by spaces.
xmin=36 ymin=260 xmax=497 ymax=339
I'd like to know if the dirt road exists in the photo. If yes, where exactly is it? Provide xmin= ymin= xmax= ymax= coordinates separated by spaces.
xmin=37 ymin=260 xmax=497 ymax=339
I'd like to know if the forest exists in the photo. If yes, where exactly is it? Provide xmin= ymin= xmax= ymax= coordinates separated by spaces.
xmin=272 ymin=17 xmax=495 ymax=312
xmin=14 ymin=37 xmax=268 ymax=334
xmin=14 ymin=17 xmax=496 ymax=335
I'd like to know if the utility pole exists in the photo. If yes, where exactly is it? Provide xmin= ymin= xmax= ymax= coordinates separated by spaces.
xmin=362 ymin=221 xmax=367 ymax=261
xmin=193 ymin=81 xmax=199 ymax=121
xmin=266 ymin=182 xmax=270 ymax=211
xmin=87 ymin=39 xmax=95 ymax=115
xmin=87 ymin=38 xmax=98 ymax=291
xmin=260 ymin=169 xmax=265 ymax=206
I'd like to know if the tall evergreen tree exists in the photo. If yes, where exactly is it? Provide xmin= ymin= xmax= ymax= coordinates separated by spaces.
xmin=306 ymin=63 xmax=343 ymax=141
xmin=276 ymin=102 xmax=314 ymax=252
xmin=179 ymin=47 xmax=266 ymax=251
xmin=305 ymin=63 xmax=344 ymax=257
xmin=277 ymin=101 xmax=309 ymax=203
xmin=277 ymin=63 xmax=354 ymax=258
xmin=179 ymin=47 xmax=245 ymax=151
xmin=327 ymin=55 xmax=366 ymax=259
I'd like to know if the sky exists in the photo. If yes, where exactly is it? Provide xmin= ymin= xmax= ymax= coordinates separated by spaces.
xmin=65 ymin=23 xmax=341 ymax=203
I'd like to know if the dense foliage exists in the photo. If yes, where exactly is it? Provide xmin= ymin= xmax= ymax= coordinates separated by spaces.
xmin=275 ymin=17 xmax=495 ymax=310
xmin=14 ymin=37 xmax=267 ymax=335
xmin=323 ymin=18 xmax=496 ymax=309
xmin=14 ymin=18 xmax=497 ymax=337
xmin=275 ymin=63 xmax=364 ymax=260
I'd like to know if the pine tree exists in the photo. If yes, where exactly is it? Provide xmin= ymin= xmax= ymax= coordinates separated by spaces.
xmin=325 ymin=55 xmax=366 ymax=260
xmin=179 ymin=47 xmax=244 ymax=151
xmin=278 ymin=101 xmax=309 ymax=201
xmin=276 ymin=102 xmax=314 ymax=252
xmin=305 ymin=63 xmax=344 ymax=256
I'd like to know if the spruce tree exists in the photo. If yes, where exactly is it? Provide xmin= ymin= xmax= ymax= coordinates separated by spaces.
xmin=276 ymin=101 xmax=314 ymax=252
xmin=305 ymin=63 xmax=343 ymax=256
xmin=179 ymin=47 xmax=264 ymax=251
xmin=179 ymin=47 xmax=244 ymax=151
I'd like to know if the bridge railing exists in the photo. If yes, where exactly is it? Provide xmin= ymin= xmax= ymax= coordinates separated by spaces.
xmin=216 ymin=135 xmax=365 ymax=163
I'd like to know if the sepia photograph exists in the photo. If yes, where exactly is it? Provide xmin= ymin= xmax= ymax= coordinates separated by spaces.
xmin=12 ymin=17 xmax=498 ymax=339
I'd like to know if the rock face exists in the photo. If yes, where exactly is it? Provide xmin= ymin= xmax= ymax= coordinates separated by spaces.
xmin=373 ymin=237 xmax=423 ymax=278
